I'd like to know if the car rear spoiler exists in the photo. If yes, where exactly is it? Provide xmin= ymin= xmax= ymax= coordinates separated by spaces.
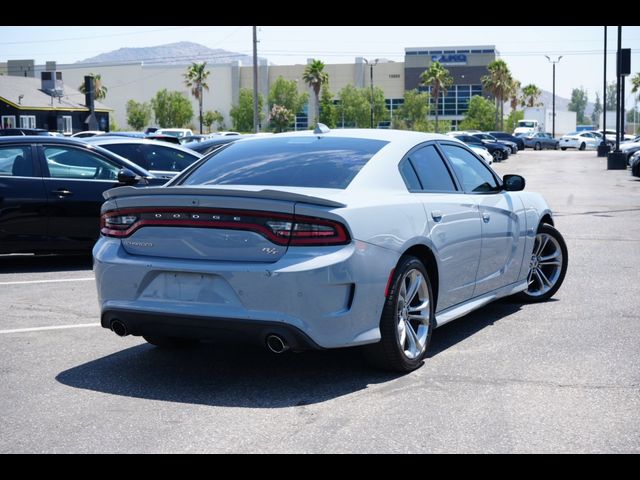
xmin=103 ymin=185 xmax=347 ymax=208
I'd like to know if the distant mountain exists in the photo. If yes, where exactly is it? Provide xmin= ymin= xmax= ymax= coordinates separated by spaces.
xmin=77 ymin=41 xmax=255 ymax=66
xmin=507 ymin=89 xmax=595 ymax=119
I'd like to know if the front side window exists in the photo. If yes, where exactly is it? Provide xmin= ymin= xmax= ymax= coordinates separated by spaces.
xmin=180 ymin=136 xmax=388 ymax=189
xmin=0 ymin=146 xmax=34 ymax=177
xmin=440 ymin=144 xmax=499 ymax=194
xmin=43 ymin=146 xmax=120 ymax=180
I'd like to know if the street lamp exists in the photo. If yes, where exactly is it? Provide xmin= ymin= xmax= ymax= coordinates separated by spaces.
xmin=362 ymin=58 xmax=379 ymax=128
xmin=545 ymin=55 xmax=563 ymax=138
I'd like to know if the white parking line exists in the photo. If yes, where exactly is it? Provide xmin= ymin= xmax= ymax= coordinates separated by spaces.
xmin=0 ymin=277 xmax=94 ymax=286
xmin=0 ymin=323 xmax=100 ymax=334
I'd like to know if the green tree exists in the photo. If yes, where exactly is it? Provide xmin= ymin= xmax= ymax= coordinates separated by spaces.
xmin=568 ymin=87 xmax=588 ymax=124
xmin=521 ymin=84 xmax=542 ymax=108
xmin=459 ymin=95 xmax=497 ymax=132
xmin=203 ymin=110 xmax=224 ymax=133
xmin=505 ymin=110 xmax=524 ymax=133
xmin=393 ymin=89 xmax=432 ymax=131
xmin=183 ymin=62 xmax=210 ymax=134
xmin=420 ymin=61 xmax=453 ymax=133
xmin=108 ymin=113 xmax=117 ymax=132
xmin=150 ymin=89 xmax=193 ymax=128
xmin=126 ymin=99 xmax=152 ymax=131
xmin=302 ymin=59 xmax=329 ymax=127
xmin=318 ymin=85 xmax=337 ymax=128
xmin=482 ymin=60 xmax=512 ymax=130
xmin=632 ymin=73 xmax=640 ymax=101
xmin=336 ymin=85 xmax=387 ymax=128
xmin=268 ymin=77 xmax=308 ymax=115
xmin=269 ymin=105 xmax=295 ymax=133
xmin=507 ymin=78 xmax=521 ymax=120
xmin=230 ymin=88 xmax=264 ymax=132
xmin=591 ymin=92 xmax=602 ymax=127
xmin=78 ymin=73 xmax=108 ymax=101
xmin=606 ymin=82 xmax=617 ymax=111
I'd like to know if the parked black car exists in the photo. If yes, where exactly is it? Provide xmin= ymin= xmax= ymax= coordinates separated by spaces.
xmin=82 ymin=137 xmax=202 ymax=179
xmin=0 ymin=136 xmax=163 ymax=254
xmin=520 ymin=132 xmax=560 ymax=150
xmin=183 ymin=135 xmax=250 ymax=156
xmin=449 ymin=134 xmax=510 ymax=162
xmin=487 ymin=131 xmax=525 ymax=151
xmin=472 ymin=133 xmax=518 ymax=154
xmin=0 ymin=128 xmax=51 ymax=136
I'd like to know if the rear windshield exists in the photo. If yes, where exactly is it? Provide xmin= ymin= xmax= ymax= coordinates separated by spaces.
xmin=179 ymin=136 xmax=388 ymax=189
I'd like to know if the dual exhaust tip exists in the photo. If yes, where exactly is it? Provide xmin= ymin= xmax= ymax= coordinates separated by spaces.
xmin=266 ymin=334 xmax=290 ymax=354
xmin=110 ymin=319 xmax=291 ymax=355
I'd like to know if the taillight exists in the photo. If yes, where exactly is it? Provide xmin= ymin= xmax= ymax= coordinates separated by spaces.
xmin=100 ymin=208 xmax=350 ymax=246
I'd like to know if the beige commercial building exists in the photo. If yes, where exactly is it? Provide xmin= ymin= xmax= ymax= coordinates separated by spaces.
xmin=2 ymin=46 xmax=495 ymax=132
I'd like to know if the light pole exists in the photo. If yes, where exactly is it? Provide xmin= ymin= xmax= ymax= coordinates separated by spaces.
xmin=545 ymin=55 xmax=563 ymax=138
xmin=363 ymin=58 xmax=379 ymax=128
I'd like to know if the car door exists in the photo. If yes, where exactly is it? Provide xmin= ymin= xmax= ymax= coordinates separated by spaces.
xmin=0 ymin=143 xmax=48 ymax=253
xmin=39 ymin=143 xmax=123 ymax=249
xmin=439 ymin=143 xmax=526 ymax=297
xmin=400 ymin=143 xmax=482 ymax=311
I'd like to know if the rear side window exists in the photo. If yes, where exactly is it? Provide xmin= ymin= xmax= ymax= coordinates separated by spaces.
xmin=180 ymin=136 xmax=388 ymax=189
xmin=406 ymin=145 xmax=457 ymax=192
xmin=0 ymin=146 xmax=34 ymax=177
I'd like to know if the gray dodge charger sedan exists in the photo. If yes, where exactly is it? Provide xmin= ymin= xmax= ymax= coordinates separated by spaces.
xmin=94 ymin=128 xmax=567 ymax=372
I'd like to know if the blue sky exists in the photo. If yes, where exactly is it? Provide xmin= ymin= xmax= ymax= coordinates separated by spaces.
xmin=1 ymin=26 xmax=638 ymax=103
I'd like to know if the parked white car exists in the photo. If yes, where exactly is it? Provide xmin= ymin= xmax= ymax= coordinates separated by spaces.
xmin=559 ymin=131 xmax=601 ymax=151
xmin=155 ymin=128 xmax=194 ymax=138
xmin=470 ymin=145 xmax=493 ymax=164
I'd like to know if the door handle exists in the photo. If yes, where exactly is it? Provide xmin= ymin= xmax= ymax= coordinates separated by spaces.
xmin=52 ymin=189 xmax=73 ymax=198
xmin=431 ymin=210 xmax=443 ymax=222
xmin=482 ymin=212 xmax=491 ymax=223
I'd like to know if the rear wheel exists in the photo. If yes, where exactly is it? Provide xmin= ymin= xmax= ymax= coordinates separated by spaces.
xmin=561 ymin=147 xmax=567 ymax=151
xmin=492 ymin=150 xmax=504 ymax=162
xmin=514 ymin=224 xmax=568 ymax=303
xmin=554 ymin=143 xmax=559 ymax=150
xmin=579 ymin=142 xmax=586 ymax=151
xmin=143 ymin=335 xmax=198 ymax=348
xmin=535 ymin=142 xmax=542 ymax=151
xmin=364 ymin=256 xmax=434 ymax=372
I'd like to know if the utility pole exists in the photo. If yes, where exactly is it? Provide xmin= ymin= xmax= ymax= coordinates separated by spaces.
xmin=252 ymin=26 xmax=259 ymax=133
xmin=598 ymin=26 xmax=609 ymax=157
xmin=545 ymin=55 xmax=562 ymax=138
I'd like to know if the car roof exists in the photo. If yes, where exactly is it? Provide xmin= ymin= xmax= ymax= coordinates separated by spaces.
xmin=0 ymin=135 xmax=96 ymax=145
xmin=82 ymin=136 xmax=203 ymax=155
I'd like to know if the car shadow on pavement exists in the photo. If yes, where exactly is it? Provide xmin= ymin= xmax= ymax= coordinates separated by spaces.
xmin=429 ymin=300 xmax=523 ymax=357
xmin=56 ymin=342 xmax=399 ymax=408
xmin=0 ymin=254 xmax=92 ymax=274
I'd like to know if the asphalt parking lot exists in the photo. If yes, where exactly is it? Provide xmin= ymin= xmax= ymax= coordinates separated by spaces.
xmin=1 ymin=149 xmax=639 ymax=453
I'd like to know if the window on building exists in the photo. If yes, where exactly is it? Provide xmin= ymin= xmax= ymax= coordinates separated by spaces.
xmin=61 ymin=116 xmax=72 ymax=134
xmin=1 ymin=116 xmax=16 ymax=129
xmin=19 ymin=116 xmax=36 ymax=129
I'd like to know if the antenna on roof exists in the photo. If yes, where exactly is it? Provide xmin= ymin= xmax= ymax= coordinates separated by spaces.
xmin=314 ymin=123 xmax=330 ymax=134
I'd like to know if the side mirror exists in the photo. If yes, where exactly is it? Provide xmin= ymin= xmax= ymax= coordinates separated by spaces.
xmin=503 ymin=174 xmax=525 ymax=192
xmin=117 ymin=168 xmax=141 ymax=185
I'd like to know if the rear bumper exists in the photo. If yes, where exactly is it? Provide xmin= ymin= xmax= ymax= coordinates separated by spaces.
xmin=93 ymin=237 xmax=398 ymax=349
xmin=102 ymin=309 xmax=322 ymax=350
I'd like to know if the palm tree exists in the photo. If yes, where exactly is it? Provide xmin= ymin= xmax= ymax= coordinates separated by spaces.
xmin=521 ymin=84 xmax=542 ymax=108
xmin=632 ymin=73 xmax=640 ymax=100
xmin=508 ymin=78 xmax=521 ymax=113
xmin=78 ymin=73 xmax=108 ymax=101
xmin=420 ymin=61 xmax=453 ymax=133
xmin=303 ymin=59 xmax=329 ymax=127
xmin=482 ymin=60 xmax=512 ymax=130
xmin=184 ymin=62 xmax=210 ymax=134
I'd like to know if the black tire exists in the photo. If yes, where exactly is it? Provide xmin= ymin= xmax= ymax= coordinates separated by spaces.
xmin=535 ymin=142 xmax=541 ymax=151
xmin=554 ymin=143 xmax=559 ymax=150
xmin=492 ymin=150 xmax=503 ymax=162
xmin=561 ymin=147 xmax=567 ymax=151
xmin=579 ymin=142 xmax=586 ymax=151
xmin=363 ymin=256 xmax=435 ymax=372
xmin=143 ymin=335 xmax=198 ymax=348
xmin=514 ymin=224 xmax=568 ymax=303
